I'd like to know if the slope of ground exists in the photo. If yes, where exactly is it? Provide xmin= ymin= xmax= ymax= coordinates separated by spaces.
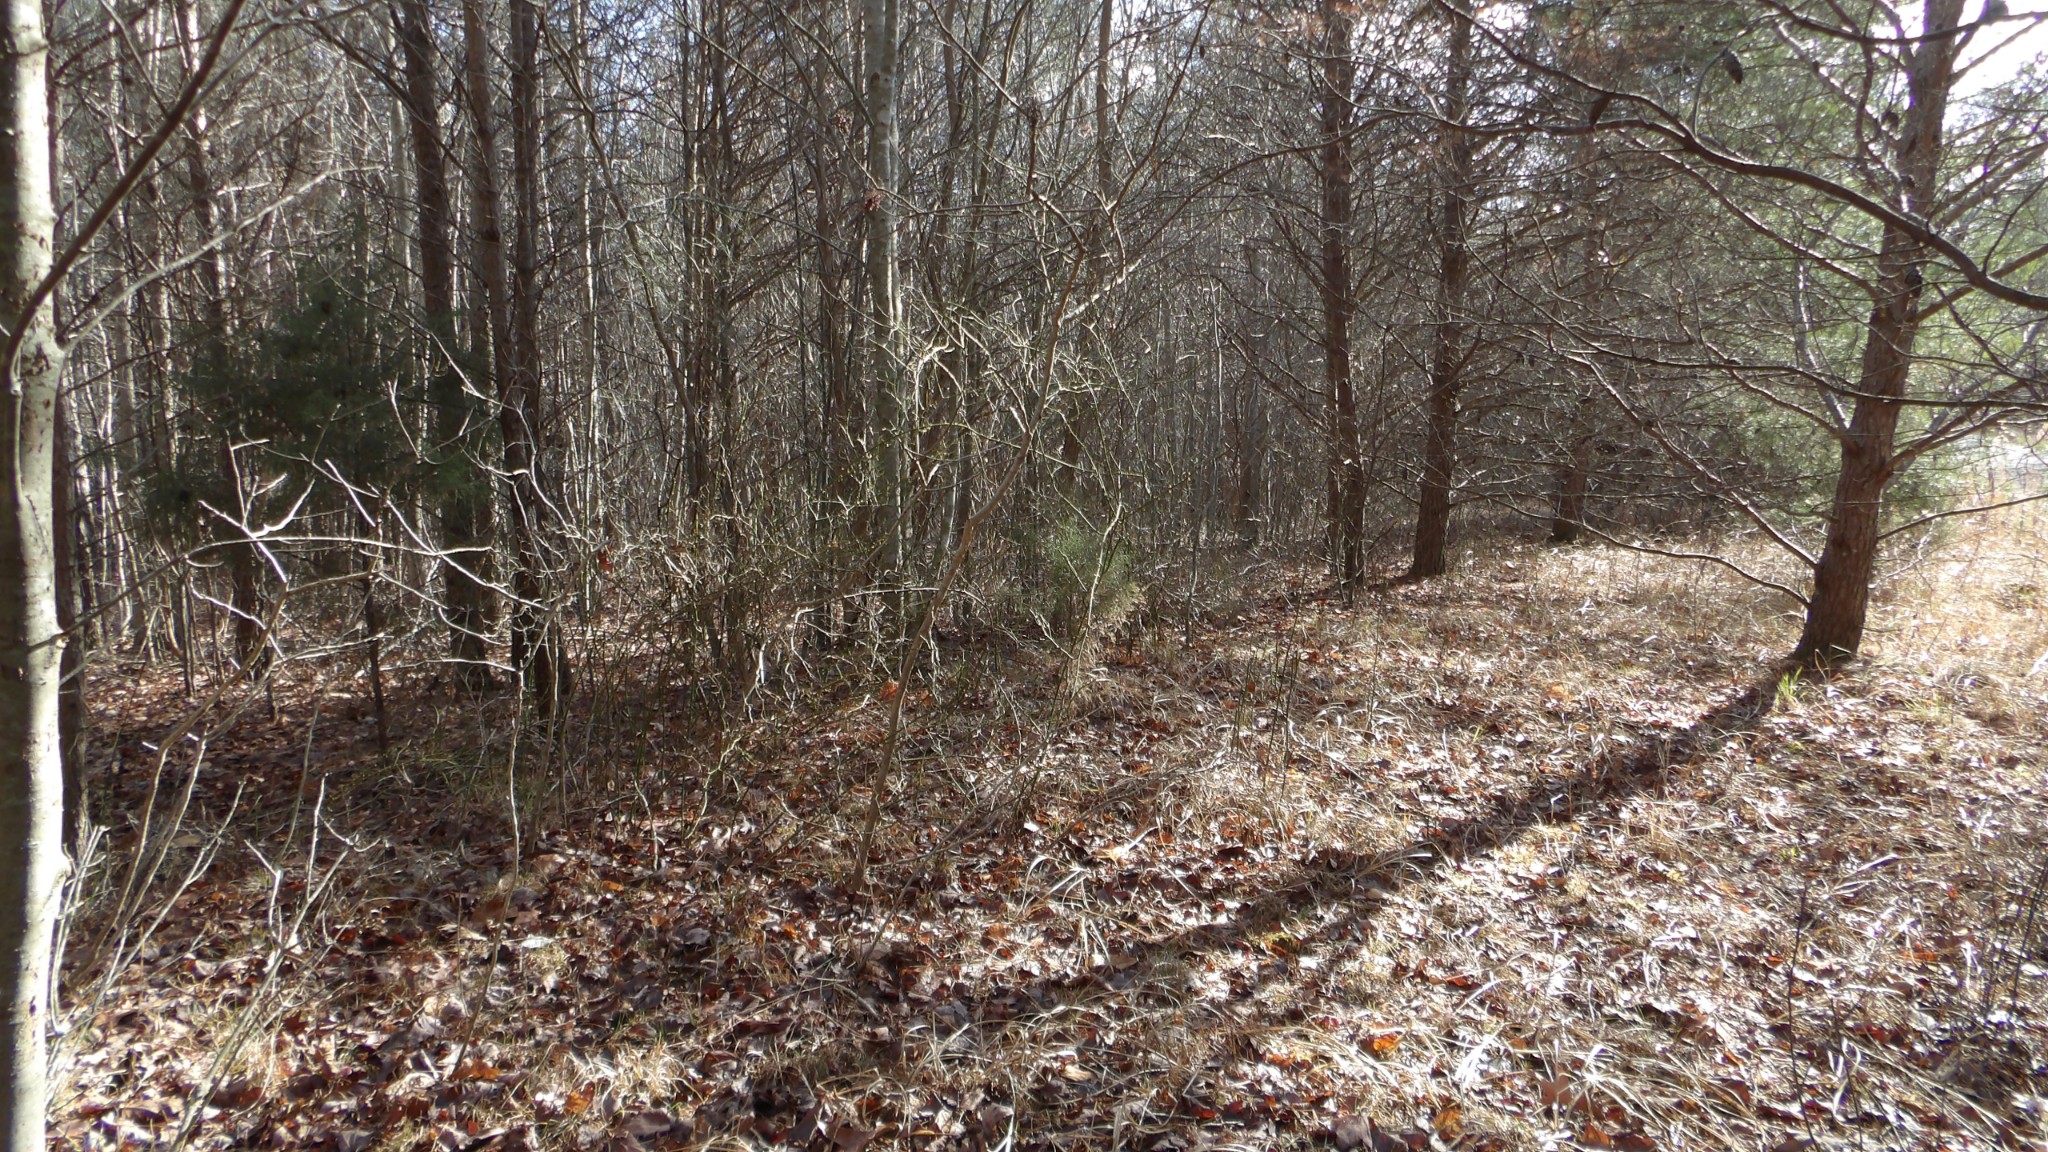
xmin=54 ymin=517 xmax=2048 ymax=1152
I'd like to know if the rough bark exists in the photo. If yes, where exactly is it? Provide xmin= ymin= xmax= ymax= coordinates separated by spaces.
xmin=465 ymin=0 xmax=565 ymax=709
xmin=174 ymin=0 xmax=263 ymax=668
xmin=1552 ymin=133 xmax=1603 ymax=546
xmin=506 ymin=0 xmax=565 ymax=708
xmin=1550 ymin=428 xmax=1594 ymax=544
xmin=1318 ymin=0 xmax=1362 ymax=587
xmin=1408 ymin=0 xmax=1473 ymax=582
xmin=54 ymin=398 xmax=84 ymax=850
xmin=1792 ymin=0 xmax=1961 ymax=666
xmin=807 ymin=32 xmax=860 ymax=646
xmin=0 ymin=0 xmax=67 ymax=1137
xmin=1052 ymin=0 xmax=1115 ymax=507
xmin=862 ymin=0 xmax=903 ymax=624
xmin=396 ymin=0 xmax=497 ymax=685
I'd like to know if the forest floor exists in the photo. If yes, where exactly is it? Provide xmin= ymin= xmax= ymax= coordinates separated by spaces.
xmin=53 ymin=514 xmax=2048 ymax=1152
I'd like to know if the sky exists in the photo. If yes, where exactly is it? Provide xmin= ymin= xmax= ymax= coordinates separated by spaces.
xmin=1950 ymin=4 xmax=2047 ymax=94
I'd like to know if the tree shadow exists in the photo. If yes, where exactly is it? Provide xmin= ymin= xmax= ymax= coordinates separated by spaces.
xmin=1131 ymin=664 xmax=1789 ymax=966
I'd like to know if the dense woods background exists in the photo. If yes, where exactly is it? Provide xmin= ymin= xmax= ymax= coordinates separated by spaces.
xmin=0 ymin=0 xmax=2045 ymax=1148
xmin=43 ymin=0 xmax=2048 ymax=710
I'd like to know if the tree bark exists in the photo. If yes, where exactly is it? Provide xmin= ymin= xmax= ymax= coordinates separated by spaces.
xmin=1051 ymin=0 xmax=1115 ymax=508
xmin=1408 ymin=0 xmax=1472 ymax=582
xmin=1318 ymin=0 xmax=1362 ymax=587
xmin=1792 ymin=0 xmax=1961 ymax=666
xmin=396 ymin=0 xmax=497 ymax=686
xmin=465 ymin=0 xmax=565 ymax=709
xmin=1550 ymin=428 xmax=1594 ymax=544
xmin=0 ymin=0 xmax=67 ymax=1137
xmin=806 ymin=30 xmax=860 ymax=646
xmin=1552 ymin=132 xmax=1604 ymax=546
xmin=506 ymin=0 xmax=565 ymax=709
xmin=174 ymin=0 xmax=263 ymax=669
xmin=862 ymin=0 xmax=903 ymax=628
xmin=54 ymin=398 xmax=84 ymax=851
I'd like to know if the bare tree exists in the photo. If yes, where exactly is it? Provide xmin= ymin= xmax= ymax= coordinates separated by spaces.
xmin=1318 ymin=0 xmax=1364 ymax=587
xmin=396 ymin=0 xmax=498 ymax=685
xmin=0 ymin=0 xmax=67 ymax=1138
xmin=1409 ymin=0 xmax=1474 ymax=581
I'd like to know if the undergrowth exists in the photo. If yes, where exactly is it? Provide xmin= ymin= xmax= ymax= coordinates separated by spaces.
xmin=54 ymin=510 xmax=2048 ymax=1152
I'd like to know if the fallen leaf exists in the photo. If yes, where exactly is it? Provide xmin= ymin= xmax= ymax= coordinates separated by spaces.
xmin=208 ymin=1077 xmax=262 ymax=1109
xmin=564 ymin=1083 xmax=596 ymax=1117
xmin=1432 ymin=1104 xmax=1464 ymax=1143
xmin=830 ymin=1120 xmax=875 ymax=1152
xmin=622 ymin=1111 xmax=672 ymax=1138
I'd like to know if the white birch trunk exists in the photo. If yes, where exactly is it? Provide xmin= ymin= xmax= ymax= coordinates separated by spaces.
xmin=0 ymin=0 xmax=67 ymax=1139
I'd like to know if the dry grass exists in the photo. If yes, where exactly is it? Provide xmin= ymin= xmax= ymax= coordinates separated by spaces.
xmin=54 ymin=509 xmax=2048 ymax=1152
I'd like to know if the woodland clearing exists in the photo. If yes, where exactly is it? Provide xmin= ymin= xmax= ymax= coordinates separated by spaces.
xmin=52 ymin=511 xmax=2048 ymax=1152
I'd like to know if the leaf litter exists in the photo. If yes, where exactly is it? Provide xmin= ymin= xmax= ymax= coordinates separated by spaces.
xmin=51 ymin=519 xmax=2048 ymax=1152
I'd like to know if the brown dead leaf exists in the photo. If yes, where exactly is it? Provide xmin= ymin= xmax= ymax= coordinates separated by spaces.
xmin=1432 ymin=1105 xmax=1464 ymax=1143
xmin=1538 ymin=1076 xmax=1592 ymax=1115
xmin=830 ymin=1120 xmax=875 ymax=1152
xmin=564 ymin=1083 xmax=596 ymax=1117
xmin=207 ymin=1077 xmax=262 ymax=1109
xmin=1333 ymin=1114 xmax=1372 ymax=1151
xmin=1379 ymin=1127 xmax=1430 ymax=1152
xmin=621 ymin=1111 xmax=672 ymax=1138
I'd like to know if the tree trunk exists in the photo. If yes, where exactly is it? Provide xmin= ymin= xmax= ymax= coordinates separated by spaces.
xmin=1052 ymin=0 xmax=1115 ymax=508
xmin=1552 ymin=132 xmax=1604 ymax=547
xmin=174 ymin=0 xmax=263 ymax=669
xmin=466 ymin=0 xmax=565 ymax=710
xmin=1408 ymin=0 xmax=1472 ymax=582
xmin=0 ymin=0 xmax=67 ymax=1137
xmin=506 ymin=0 xmax=565 ymax=709
xmin=807 ymin=34 xmax=859 ymax=647
xmin=396 ymin=0 xmax=497 ymax=686
xmin=1318 ymin=0 xmax=1362 ymax=587
xmin=1792 ymin=0 xmax=1961 ymax=666
xmin=54 ymin=398 xmax=85 ymax=851
xmin=1550 ymin=428 xmax=1594 ymax=544
xmin=862 ymin=0 xmax=903 ymax=628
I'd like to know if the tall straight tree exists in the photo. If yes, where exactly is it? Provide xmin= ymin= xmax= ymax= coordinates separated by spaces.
xmin=0 ymin=0 xmax=66 ymax=1139
xmin=464 ymin=0 xmax=563 ymax=708
xmin=175 ymin=0 xmax=264 ymax=666
xmin=396 ymin=0 xmax=497 ymax=684
xmin=506 ymin=0 xmax=565 ymax=705
xmin=1318 ymin=0 xmax=1364 ymax=587
xmin=1550 ymin=130 xmax=1605 ymax=546
xmin=1409 ymin=0 xmax=1473 ymax=581
xmin=863 ymin=0 xmax=903 ymax=623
